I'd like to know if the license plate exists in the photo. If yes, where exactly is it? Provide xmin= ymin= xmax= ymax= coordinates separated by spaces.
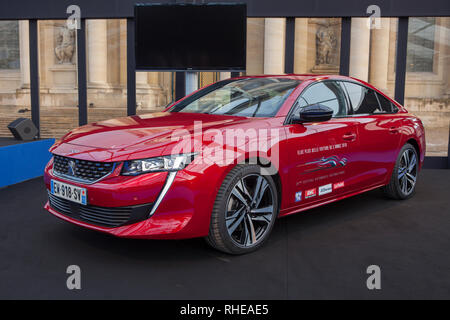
xmin=51 ymin=180 xmax=87 ymax=205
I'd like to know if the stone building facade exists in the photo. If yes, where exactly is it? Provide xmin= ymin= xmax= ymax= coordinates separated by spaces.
xmin=0 ymin=17 xmax=448 ymax=155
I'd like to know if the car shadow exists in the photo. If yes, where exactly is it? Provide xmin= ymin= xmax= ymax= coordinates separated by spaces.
xmin=274 ymin=188 xmax=402 ymax=234
xmin=53 ymin=187 xmax=404 ymax=263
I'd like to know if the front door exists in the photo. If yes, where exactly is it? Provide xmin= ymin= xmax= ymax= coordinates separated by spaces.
xmin=282 ymin=81 xmax=359 ymax=211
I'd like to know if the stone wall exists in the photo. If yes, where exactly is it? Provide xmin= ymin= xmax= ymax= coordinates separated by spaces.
xmin=0 ymin=18 xmax=449 ymax=155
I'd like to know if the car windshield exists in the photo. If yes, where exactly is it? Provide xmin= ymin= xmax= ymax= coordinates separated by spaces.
xmin=169 ymin=78 xmax=301 ymax=117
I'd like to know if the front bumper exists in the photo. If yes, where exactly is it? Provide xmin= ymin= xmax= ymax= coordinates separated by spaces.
xmin=43 ymin=159 xmax=215 ymax=239
xmin=47 ymin=191 xmax=154 ymax=227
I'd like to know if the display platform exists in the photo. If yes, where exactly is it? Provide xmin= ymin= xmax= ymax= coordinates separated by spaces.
xmin=0 ymin=169 xmax=449 ymax=299
xmin=0 ymin=138 xmax=54 ymax=188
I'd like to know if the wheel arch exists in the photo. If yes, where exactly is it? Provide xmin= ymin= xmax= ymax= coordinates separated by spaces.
xmin=406 ymin=138 xmax=420 ymax=157
xmin=214 ymin=155 xmax=283 ymax=211
xmin=240 ymin=156 xmax=282 ymax=209
xmin=405 ymin=138 xmax=422 ymax=170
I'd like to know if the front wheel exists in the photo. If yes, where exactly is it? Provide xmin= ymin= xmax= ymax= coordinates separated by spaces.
xmin=383 ymin=143 xmax=419 ymax=200
xmin=206 ymin=165 xmax=279 ymax=255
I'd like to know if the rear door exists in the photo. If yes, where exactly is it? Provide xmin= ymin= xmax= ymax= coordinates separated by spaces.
xmin=282 ymin=80 xmax=360 ymax=211
xmin=340 ymin=81 xmax=403 ymax=189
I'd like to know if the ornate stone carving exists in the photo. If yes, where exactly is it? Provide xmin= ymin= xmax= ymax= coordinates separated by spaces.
xmin=316 ymin=24 xmax=337 ymax=65
xmin=55 ymin=26 xmax=75 ymax=64
xmin=309 ymin=18 xmax=340 ymax=74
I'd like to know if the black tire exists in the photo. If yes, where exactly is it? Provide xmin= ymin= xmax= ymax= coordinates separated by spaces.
xmin=383 ymin=143 xmax=419 ymax=200
xmin=206 ymin=165 xmax=279 ymax=255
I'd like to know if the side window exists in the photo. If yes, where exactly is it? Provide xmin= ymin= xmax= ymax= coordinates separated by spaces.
xmin=343 ymin=82 xmax=381 ymax=115
xmin=376 ymin=93 xmax=398 ymax=113
xmin=296 ymin=81 xmax=348 ymax=117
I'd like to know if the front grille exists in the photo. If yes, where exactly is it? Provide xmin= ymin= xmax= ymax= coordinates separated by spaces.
xmin=53 ymin=154 xmax=115 ymax=183
xmin=48 ymin=192 xmax=152 ymax=228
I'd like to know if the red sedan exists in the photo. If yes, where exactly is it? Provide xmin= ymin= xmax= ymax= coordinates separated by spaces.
xmin=44 ymin=75 xmax=425 ymax=254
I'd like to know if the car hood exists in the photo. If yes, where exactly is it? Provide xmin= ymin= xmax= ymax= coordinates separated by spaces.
xmin=50 ymin=112 xmax=258 ymax=162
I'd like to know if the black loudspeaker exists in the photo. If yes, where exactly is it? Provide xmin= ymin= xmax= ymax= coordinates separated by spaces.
xmin=7 ymin=118 xmax=38 ymax=141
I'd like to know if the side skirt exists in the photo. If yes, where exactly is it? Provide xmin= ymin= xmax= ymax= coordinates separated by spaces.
xmin=278 ymin=183 xmax=386 ymax=218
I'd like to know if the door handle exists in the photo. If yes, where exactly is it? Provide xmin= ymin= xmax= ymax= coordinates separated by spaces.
xmin=342 ymin=133 xmax=357 ymax=141
xmin=389 ymin=127 xmax=399 ymax=134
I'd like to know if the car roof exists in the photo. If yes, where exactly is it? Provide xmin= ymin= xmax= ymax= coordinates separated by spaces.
xmin=231 ymin=74 xmax=358 ymax=82
xmin=231 ymin=74 xmax=406 ymax=111
xmin=231 ymin=74 xmax=383 ymax=97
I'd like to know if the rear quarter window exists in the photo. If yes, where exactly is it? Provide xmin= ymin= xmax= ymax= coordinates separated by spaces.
xmin=376 ymin=93 xmax=398 ymax=113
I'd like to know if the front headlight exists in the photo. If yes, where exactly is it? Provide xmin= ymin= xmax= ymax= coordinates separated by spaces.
xmin=121 ymin=153 xmax=197 ymax=176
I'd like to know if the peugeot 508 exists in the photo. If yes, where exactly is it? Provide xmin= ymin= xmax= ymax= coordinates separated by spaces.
xmin=44 ymin=75 xmax=425 ymax=254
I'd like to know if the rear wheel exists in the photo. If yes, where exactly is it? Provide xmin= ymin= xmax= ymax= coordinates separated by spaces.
xmin=383 ymin=143 xmax=418 ymax=200
xmin=206 ymin=165 xmax=279 ymax=254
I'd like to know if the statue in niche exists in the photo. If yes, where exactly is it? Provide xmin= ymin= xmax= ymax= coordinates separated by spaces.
xmin=316 ymin=24 xmax=337 ymax=65
xmin=55 ymin=25 xmax=75 ymax=64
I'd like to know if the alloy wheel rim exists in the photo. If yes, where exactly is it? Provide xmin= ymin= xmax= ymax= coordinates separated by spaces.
xmin=225 ymin=174 xmax=275 ymax=247
xmin=398 ymin=149 xmax=417 ymax=196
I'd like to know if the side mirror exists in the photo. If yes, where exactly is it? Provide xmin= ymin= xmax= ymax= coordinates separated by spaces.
xmin=293 ymin=104 xmax=333 ymax=123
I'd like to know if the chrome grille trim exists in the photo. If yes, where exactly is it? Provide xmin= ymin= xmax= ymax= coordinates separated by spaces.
xmin=52 ymin=154 xmax=116 ymax=184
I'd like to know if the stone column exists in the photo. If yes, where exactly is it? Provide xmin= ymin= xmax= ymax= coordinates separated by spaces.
xmin=136 ymin=72 xmax=149 ymax=111
xmin=349 ymin=18 xmax=371 ymax=82
xmin=148 ymin=72 xmax=159 ymax=87
xmin=294 ymin=18 xmax=309 ymax=74
xmin=136 ymin=72 xmax=163 ymax=111
xmin=219 ymin=72 xmax=231 ymax=80
xmin=264 ymin=18 xmax=286 ymax=74
xmin=19 ymin=20 xmax=30 ymax=88
xmin=136 ymin=72 xmax=149 ymax=88
xmin=119 ymin=19 xmax=127 ymax=88
xmin=87 ymin=19 xmax=108 ymax=87
xmin=148 ymin=72 xmax=161 ymax=109
xmin=247 ymin=18 xmax=265 ymax=75
xmin=369 ymin=18 xmax=391 ymax=92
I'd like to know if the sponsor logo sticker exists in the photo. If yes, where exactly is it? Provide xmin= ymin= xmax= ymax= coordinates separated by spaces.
xmin=305 ymin=188 xmax=317 ymax=199
xmin=333 ymin=181 xmax=345 ymax=189
xmin=295 ymin=191 xmax=302 ymax=202
xmin=318 ymin=183 xmax=332 ymax=196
